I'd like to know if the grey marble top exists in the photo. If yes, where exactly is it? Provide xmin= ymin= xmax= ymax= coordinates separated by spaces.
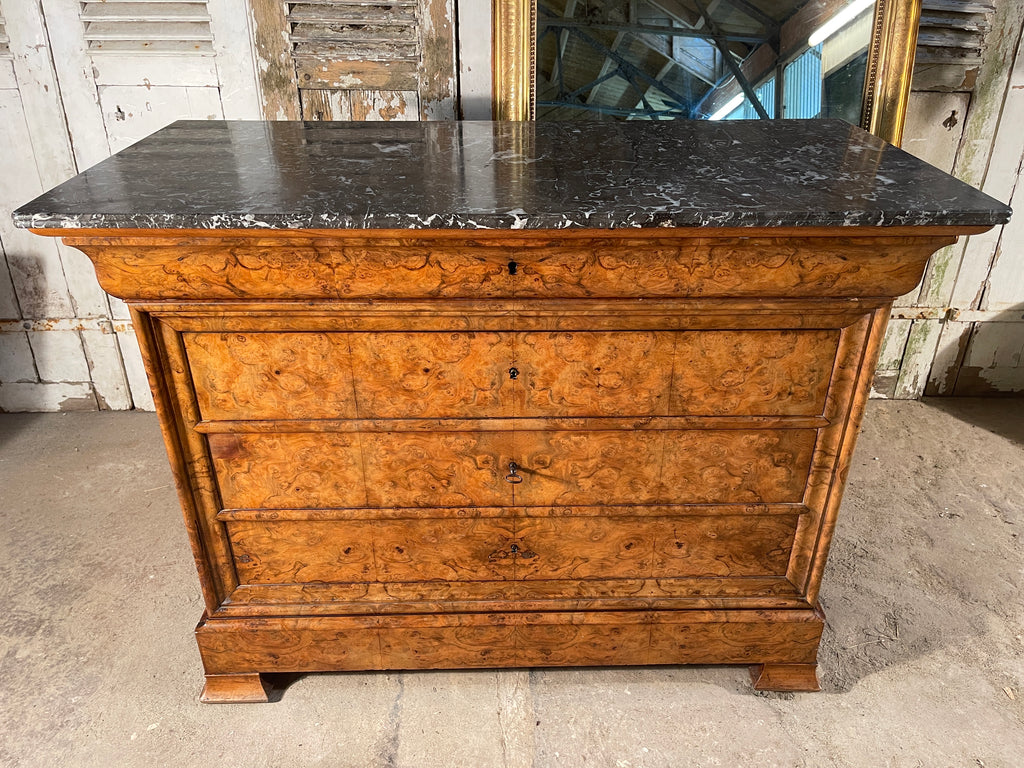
xmin=13 ymin=119 xmax=1011 ymax=231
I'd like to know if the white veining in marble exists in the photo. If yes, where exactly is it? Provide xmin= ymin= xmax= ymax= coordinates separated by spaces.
xmin=12 ymin=120 xmax=1011 ymax=231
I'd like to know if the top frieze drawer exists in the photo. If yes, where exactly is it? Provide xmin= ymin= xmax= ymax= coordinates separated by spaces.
xmin=83 ymin=235 xmax=938 ymax=301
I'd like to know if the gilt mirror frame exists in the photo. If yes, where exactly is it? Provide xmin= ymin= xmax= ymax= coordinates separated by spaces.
xmin=492 ymin=0 xmax=921 ymax=145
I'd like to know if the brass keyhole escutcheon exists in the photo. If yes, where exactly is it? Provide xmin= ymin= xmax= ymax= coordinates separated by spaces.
xmin=505 ymin=460 xmax=524 ymax=484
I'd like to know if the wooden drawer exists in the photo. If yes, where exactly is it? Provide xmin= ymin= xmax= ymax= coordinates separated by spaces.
xmin=223 ymin=510 xmax=800 ymax=586
xmin=517 ymin=329 xmax=838 ymax=417
xmin=513 ymin=429 xmax=815 ymax=506
xmin=209 ymin=431 xmax=510 ymax=508
xmin=209 ymin=428 xmax=816 ymax=509
xmin=186 ymin=329 xmax=838 ymax=421
xmin=186 ymin=331 xmax=514 ymax=421
xmin=90 ymin=234 xmax=937 ymax=302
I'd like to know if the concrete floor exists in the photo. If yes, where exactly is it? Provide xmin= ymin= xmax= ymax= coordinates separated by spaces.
xmin=1 ymin=400 xmax=1022 ymax=767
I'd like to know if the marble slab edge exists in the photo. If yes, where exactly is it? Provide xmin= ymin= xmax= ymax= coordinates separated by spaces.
xmin=12 ymin=209 xmax=1012 ymax=232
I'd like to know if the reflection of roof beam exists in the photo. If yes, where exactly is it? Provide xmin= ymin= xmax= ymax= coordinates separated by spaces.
xmin=540 ymin=1 xmax=718 ymax=114
xmin=645 ymin=0 xmax=752 ymax=78
xmin=535 ymin=101 xmax=688 ymax=118
xmin=549 ymin=0 xmax=578 ymax=87
xmin=694 ymin=0 xmax=770 ymax=118
xmin=587 ymin=32 xmax=626 ymax=104
xmin=697 ymin=0 xmax=854 ymax=116
xmin=648 ymin=0 xmax=700 ymax=27
xmin=540 ymin=18 xmax=768 ymax=45
xmin=635 ymin=60 xmax=676 ymax=119
xmin=559 ymin=25 xmax=694 ymax=109
xmin=671 ymin=40 xmax=717 ymax=85
xmin=719 ymin=0 xmax=780 ymax=33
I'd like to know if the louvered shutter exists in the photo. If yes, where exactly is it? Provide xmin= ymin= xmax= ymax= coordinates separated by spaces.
xmin=36 ymin=0 xmax=270 ymax=162
xmin=912 ymin=0 xmax=995 ymax=91
xmin=917 ymin=0 xmax=993 ymax=68
xmin=80 ymin=0 xmax=215 ymax=55
xmin=252 ymin=0 xmax=455 ymax=121
xmin=61 ymin=0 xmax=221 ymax=153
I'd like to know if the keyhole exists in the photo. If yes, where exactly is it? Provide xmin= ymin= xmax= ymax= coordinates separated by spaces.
xmin=505 ymin=461 xmax=524 ymax=484
xmin=509 ymin=367 xmax=519 ymax=380
xmin=508 ymin=260 xmax=518 ymax=275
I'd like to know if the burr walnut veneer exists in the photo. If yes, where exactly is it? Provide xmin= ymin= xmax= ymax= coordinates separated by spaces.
xmin=15 ymin=120 xmax=1010 ymax=702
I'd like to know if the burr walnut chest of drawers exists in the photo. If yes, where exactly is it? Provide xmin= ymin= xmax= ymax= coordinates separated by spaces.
xmin=15 ymin=120 xmax=1010 ymax=702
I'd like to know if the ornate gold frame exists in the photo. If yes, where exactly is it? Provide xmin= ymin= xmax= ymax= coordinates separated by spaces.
xmin=492 ymin=0 xmax=921 ymax=145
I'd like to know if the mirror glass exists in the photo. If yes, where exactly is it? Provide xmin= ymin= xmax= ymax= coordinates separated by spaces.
xmin=536 ymin=0 xmax=876 ymax=123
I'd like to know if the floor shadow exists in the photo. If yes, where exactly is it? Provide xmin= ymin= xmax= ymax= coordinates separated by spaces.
xmin=0 ymin=412 xmax=47 ymax=448
xmin=809 ymin=397 xmax=1024 ymax=693
xmin=922 ymin=396 xmax=1024 ymax=446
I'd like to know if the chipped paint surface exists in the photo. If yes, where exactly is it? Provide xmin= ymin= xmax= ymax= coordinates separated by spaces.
xmin=251 ymin=0 xmax=301 ymax=119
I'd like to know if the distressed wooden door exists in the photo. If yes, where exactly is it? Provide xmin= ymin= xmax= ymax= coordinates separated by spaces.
xmin=249 ymin=0 xmax=457 ymax=121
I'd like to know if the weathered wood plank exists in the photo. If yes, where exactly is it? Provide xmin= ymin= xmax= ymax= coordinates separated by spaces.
xmin=952 ymin=321 xmax=1024 ymax=394
xmin=299 ymin=88 xmax=352 ymax=120
xmin=979 ymin=132 xmax=1024 ymax=312
xmin=0 ymin=89 xmax=74 ymax=318
xmin=924 ymin=318 xmax=971 ymax=395
xmin=295 ymin=58 xmax=418 ymax=90
xmin=206 ymin=0 xmax=263 ymax=118
xmin=249 ymin=0 xmax=301 ymax=119
xmin=2 ymin=1 xmax=78 ymax=186
xmin=0 ymin=381 xmax=97 ymax=411
xmin=116 ymin=327 xmax=155 ymax=410
xmin=89 ymin=53 xmax=220 ymax=87
xmin=27 ymin=329 xmax=90 ymax=382
xmin=961 ymin=320 xmax=1024 ymax=369
xmin=97 ymin=84 xmax=224 ymax=153
xmin=81 ymin=326 xmax=132 ymax=410
xmin=942 ymin=0 xmax=1024 ymax=310
xmin=38 ymin=0 xmax=113 ymax=169
xmin=419 ymin=0 xmax=456 ymax=119
xmin=876 ymin=318 xmax=913 ymax=372
xmin=902 ymin=91 xmax=970 ymax=174
xmin=0 ymin=330 xmax=37 ymax=381
xmin=893 ymin=319 xmax=945 ymax=399
xmin=871 ymin=316 xmax=911 ymax=398
xmin=0 ymin=236 xmax=20 ymax=319
xmin=900 ymin=91 xmax=970 ymax=309
xmin=349 ymin=89 xmax=419 ymax=120
xmin=0 ymin=58 xmax=16 ymax=90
